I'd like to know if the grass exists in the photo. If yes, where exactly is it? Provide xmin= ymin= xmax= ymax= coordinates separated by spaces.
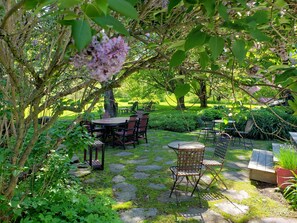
xmin=78 ymin=129 xmax=296 ymax=222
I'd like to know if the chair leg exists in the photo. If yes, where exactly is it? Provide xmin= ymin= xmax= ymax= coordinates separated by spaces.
xmin=169 ymin=178 xmax=178 ymax=198
xmin=205 ymin=166 xmax=227 ymax=190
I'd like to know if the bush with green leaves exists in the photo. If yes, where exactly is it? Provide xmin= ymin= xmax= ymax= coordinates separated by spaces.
xmin=10 ymin=152 xmax=120 ymax=223
xmin=284 ymin=172 xmax=297 ymax=210
xmin=241 ymin=106 xmax=297 ymax=140
xmin=149 ymin=111 xmax=197 ymax=132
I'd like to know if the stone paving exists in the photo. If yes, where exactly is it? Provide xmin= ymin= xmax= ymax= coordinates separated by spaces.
xmin=78 ymin=141 xmax=297 ymax=223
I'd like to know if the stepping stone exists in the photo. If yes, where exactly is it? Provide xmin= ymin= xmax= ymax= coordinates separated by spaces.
xmin=226 ymin=161 xmax=249 ymax=169
xmin=157 ymin=191 xmax=195 ymax=203
xmin=165 ymin=160 xmax=175 ymax=165
xmin=162 ymin=145 xmax=169 ymax=149
xmin=215 ymin=201 xmax=249 ymax=216
xmin=180 ymin=208 xmax=228 ymax=223
xmin=248 ymin=217 xmax=297 ymax=223
xmin=147 ymin=183 xmax=166 ymax=190
xmin=154 ymin=156 xmax=163 ymax=162
xmin=136 ymin=165 xmax=162 ymax=172
xmin=116 ymin=151 xmax=133 ymax=157
xmin=113 ymin=182 xmax=137 ymax=202
xmin=84 ymin=178 xmax=96 ymax=184
xmin=223 ymin=189 xmax=249 ymax=201
xmin=109 ymin=164 xmax=125 ymax=173
xmin=126 ymin=159 xmax=148 ymax=164
xmin=120 ymin=208 xmax=158 ymax=223
xmin=69 ymin=168 xmax=91 ymax=178
xmin=223 ymin=171 xmax=249 ymax=182
xmin=70 ymin=154 xmax=80 ymax=164
xmin=112 ymin=175 xmax=126 ymax=183
xmin=133 ymin=172 xmax=150 ymax=179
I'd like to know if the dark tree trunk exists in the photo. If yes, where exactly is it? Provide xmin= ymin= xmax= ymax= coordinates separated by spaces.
xmin=104 ymin=89 xmax=117 ymax=117
xmin=176 ymin=96 xmax=186 ymax=110
xmin=199 ymin=80 xmax=207 ymax=108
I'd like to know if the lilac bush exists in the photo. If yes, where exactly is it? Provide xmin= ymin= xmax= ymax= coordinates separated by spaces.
xmin=73 ymin=34 xmax=129 ymax=82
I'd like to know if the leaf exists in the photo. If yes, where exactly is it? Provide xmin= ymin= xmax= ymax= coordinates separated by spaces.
xmin=275 ymin=68 xmax=297 ymax=84
xmin=174 ymin=84 xmax=191 ymax=99
xmin=246 ymin=10 xmax=269 ymax=25
xmin=167 ymin=40 xmax=185 ymax=51
xmin=218 ymin=3 xmax=229 ymax=21
xmin=232 ymin=39 xmax=247 ymax=63
xmin=288 ymin=100 xmax=297 ymax=116
xmin=249 ymin=28 xmax=270 ymax=42
xmin=185 ymin=27 xmax=206 ymax=51
xmin=93 ymin=16 xmax=129 ymax=36
xmin=184 ymin=0 xmax=198 ymax=4
xmin=58 ymin=0 xmax=80 ymax=8
xmin=71 ymin=20 xmax=92 ymax=51
xmin=168 ymin=0 xmax=182 ymax=13
xmin=208 ymin=36 xmax=224 ymax=60
xmin=199 ymin=51 xmax=209 ymax=69
xmin=170 ymin=50 xmax=186 ymax=67
xmin=108 ymin=0 xmax=138 ymax=19
xmin=201 ymin=0 xmax=215 ymax=16
xmin=83 ymin=3 xmax=104 ymax=18
xmin=95 ymin=0 xmax=108 ymax=14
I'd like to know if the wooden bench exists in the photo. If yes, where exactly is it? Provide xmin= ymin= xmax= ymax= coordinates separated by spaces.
xmin=248 ymin=149 xmax=276 ymax=184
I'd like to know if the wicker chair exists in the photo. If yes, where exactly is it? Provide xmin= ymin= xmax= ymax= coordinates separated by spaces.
xmin=169 ymin=146 xmax=205 ymax=204
xmin=202 ymin=133 xmax=231 ymax=189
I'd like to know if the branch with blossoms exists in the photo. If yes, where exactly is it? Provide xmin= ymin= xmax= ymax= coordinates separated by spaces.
xmin=72 ymin=34 xmax=129 ymax=83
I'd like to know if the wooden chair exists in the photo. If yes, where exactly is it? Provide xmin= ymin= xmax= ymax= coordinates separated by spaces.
xmin=113 ymin=115 xmax=138 ymax=149
xmin=130 ymin=101 xmax=139 ymax=113
xmin=202 ymin=133 xmax=231 ymax=189
xmin=169 ymin=146 xmax=205 ymax=205
xmin=136 ymin=113 xmax=149 ymax=144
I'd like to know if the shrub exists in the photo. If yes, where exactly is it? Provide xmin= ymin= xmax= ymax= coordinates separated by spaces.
xmin=284 ymin=172 xmax=297 ymax=210
xmin=149 ymin=111 xmax=197 ymax=132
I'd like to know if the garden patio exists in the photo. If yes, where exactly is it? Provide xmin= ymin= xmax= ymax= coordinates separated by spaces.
xmin=73 ymin=125 xmax=297 ymax=223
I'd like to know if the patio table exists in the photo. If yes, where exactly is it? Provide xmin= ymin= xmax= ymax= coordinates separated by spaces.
xmin=167 ymin=141 xmax=205 ymax=151
xmin=92 ymin=117 xmax=130 ymax=143
xmin=212 ymin=119 xmax=235 ymax=133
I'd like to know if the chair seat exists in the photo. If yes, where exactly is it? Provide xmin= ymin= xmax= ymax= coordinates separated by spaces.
xmin=170 ymin=166 xmax=202 ymax=176
xmin=203 ymin=159 xmax=222 ymax=166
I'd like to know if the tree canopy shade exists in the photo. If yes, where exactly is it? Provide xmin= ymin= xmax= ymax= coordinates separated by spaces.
xmin=0 ymin=0 xmax=296 ymax=219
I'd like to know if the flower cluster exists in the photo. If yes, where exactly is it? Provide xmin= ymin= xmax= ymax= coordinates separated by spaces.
xmin=73 ymin=34 xmax=129 ymax=82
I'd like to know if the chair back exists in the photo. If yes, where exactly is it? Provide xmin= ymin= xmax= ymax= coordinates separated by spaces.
xmin=130 ymin=102 xmax=138 ymax=113
xmin=125 ymin=119 xmax=137 ymax=135
xmin=203 ymin=120 xmax=214 ymax=129
xmin=80 ymin=120 xmax=92 ymax=133
xmin=137 ymin=113 xmax=149 ymax=132
xmin=176 ymin=147 xmax=205 ymax=173
xmin=244 ymin=119 xmax=254 ymax=133
xmin=213 ymin=133 xmax=231 ymax=160
xmin=129 ymin=114 xmax=138 ymax=121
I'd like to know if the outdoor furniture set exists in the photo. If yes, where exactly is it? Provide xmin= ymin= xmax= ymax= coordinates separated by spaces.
xmin=168 ymin=133 xmax=231 ymax=203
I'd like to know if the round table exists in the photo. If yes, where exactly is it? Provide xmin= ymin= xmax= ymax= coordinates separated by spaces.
xmin=92 ymin=117 xmax=129 ymax=126
xmin=167 ymin=141 xmax=205 ymax=150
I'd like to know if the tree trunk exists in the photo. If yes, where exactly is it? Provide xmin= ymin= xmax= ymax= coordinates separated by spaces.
xmin=104 ymin=89 xmax=117 ymax=117
xmin=176 ymin=96 xmax=186 ymax=110
xmin=199 ymin=80 xmax=207 ymax=108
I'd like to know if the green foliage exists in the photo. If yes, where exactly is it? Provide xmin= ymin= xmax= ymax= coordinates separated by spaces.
xmin=284 ymin=172 xmax=297 ymax=210
xmin=149 ymin=111 xmax=197 ymax=132
xmin=14 ymin=153 xmax=120 ymax=223
xmin=246 ymin=106 xmax=297 ymax=140
xmin=197 ymin=106 xmax=228 ymax=121
xmin=277 ymin=144 xmax=297 ymax=170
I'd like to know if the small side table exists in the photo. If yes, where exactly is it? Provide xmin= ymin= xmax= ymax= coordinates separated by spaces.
xmin=84 ymin=140 xmax=105 ymax=170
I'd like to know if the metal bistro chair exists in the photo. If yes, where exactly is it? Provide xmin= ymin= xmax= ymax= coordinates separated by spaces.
xmin=197 ymin=120 xmax=217 ymax=142
xmin=235 ymin=119 xmax=254 ymax=149
xmin=136 ymin=113 xmax=149 ymax=144
xmin=169 ymin=146 xmax=205 ymax=206
xmin=113 ymin=115 xmax=138 ymax=149
xmin=202 ymin=133 xmax=231 ymax=189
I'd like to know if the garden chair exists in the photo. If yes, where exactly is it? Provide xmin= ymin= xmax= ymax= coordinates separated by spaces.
xmin=197 ymin=120 xmax=218 ymax=142
xmin=202 ymin=133 xmax=231 ymax=189
xmin=136 ymin=113 xmax=149 ymax=144
xmin=235 ymin=119 xmax=254 ymax=149
xmin=169 ymin=146 xmax=205 ymax=206
xmin=80 ymin=120 xmax=104 ymax=139
xmin=113 ymin=115 xmax=138 ymax=149
xmin=130 ymin=101 xmax=139 ymax=113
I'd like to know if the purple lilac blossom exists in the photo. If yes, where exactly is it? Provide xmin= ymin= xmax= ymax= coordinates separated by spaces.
xmin=73 ymin=35 xmax=129 ymax=82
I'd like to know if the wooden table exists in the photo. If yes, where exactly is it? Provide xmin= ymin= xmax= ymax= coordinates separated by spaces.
xmin=167 ymin=141 xmax=205 ymax=150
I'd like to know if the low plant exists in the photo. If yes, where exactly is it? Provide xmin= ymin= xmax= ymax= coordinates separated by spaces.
xmin=283 ymin=171 xmax=297 ymax=210
xmin=277 ymin=144 xmax=297 ymax=170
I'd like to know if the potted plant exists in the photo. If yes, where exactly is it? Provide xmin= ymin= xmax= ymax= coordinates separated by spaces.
xmin=283 ymin=171 xmax=297 ymax=210
xmin=275 ymin=144 xmax=297 ymax=190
